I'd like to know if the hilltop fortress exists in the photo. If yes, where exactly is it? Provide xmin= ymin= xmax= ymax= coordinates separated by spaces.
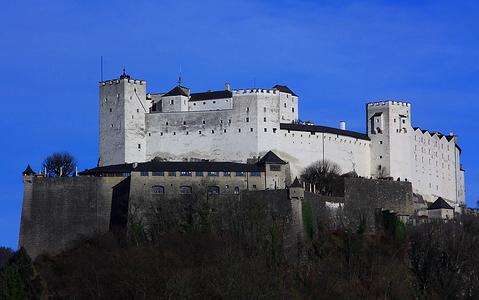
xmin=99 ymin=70 xmax=465 ymax=207
xmin=19 ymin=69 xmax=467 ymax=258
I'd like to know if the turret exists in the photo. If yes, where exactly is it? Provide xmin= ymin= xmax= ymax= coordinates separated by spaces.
xmin=99 ymin=69 xmax=147 ymax=166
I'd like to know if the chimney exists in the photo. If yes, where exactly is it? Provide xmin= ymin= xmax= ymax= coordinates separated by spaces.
xmin=339 ymin=121 xmax=346 ymax=130
xmin=225 ymin=82 xmax=231 ymax=91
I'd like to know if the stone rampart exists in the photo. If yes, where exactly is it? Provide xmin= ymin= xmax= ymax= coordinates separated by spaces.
xmin=19 ymin=176 xmax=125 ymax=258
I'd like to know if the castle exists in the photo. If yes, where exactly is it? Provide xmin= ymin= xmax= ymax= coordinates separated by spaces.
xmin=18 ymin=69 xmax=466 ymax=258
xmin=99 ymin=70 xmax=465 ymax=208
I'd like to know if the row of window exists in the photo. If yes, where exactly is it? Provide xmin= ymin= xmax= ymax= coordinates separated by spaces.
xmin=151 ymin=185 xmax=247 ymax=195
xmin=140 ymin=171 xmax=261 ymax=177
xmin=148 ymin=127 xmax=278 ymax=136
xmin=415 ymin=136 xmax=452 ymax=149
xmin=284 ymin=131 xmax=369 ymax=146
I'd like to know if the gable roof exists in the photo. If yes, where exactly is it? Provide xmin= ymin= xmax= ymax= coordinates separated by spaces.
xmin=428 ymin=197 xmax=454 ymax=210
xmin=291 ymin=177 xmax=302 ymax=188
xmin=272 ymin=85 xmax=297 ymax=97
xmin=280 ymin=123 xmax=370 ymax=141
xmin=22 ymin=165 xmax=35 ymax=176
xmin=162 ymin=85 xmax=190 ymax=97
xmin=258 ymin=151 xmax=287 ymax=165
xmin=190 ymin=90 xmax=232 ymax=102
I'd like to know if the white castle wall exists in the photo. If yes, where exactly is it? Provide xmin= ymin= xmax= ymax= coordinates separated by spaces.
xmin=99 ymin=76 xmax=466 ymax=207
xmin=145 ymin=92 xmax=260 ymax=162
xmin=412 ymin=129 xmax=464 ymax=205
xmin=263 ymin=130 xmax=371 ymax=179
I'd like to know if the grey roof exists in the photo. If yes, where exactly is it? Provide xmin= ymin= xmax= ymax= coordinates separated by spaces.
xmin=79 ymin=163 xmax=134 ymax=175
xmin=80 ymin=151 xmax=287 ymax=176
xmin=189 ymin=90 xmax=232 ymax=102
xmin=22 ymin=165 xmax=35 ymax=176
xmin=291 ymin=177 xmax=302 ymax=188
xmin=80 ymin=161 xmax=263 ymax=175
xmin=258 ymin=151 xmax=287 ymax=165
xmin=134 ymin=161 xmax=263 ymax=172
xmin=272 ymin=85 xmax=297 ymax=96
xmin=280 ymin=123 xmax=370 ymax=141
xmin=162 ymin=85 xmax=190 ymax=97
xmin=428 ymin=197 xmax=454 ymax=210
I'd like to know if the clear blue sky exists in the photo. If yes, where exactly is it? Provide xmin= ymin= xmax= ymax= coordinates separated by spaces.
xmin=0 ymin=0 xmax=478 ymax=248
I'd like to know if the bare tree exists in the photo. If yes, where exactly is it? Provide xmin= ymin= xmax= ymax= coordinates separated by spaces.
xmin=300 ymin=160 xmax=341 ymax=195
xmin=42 ymin=152 xmax=77 ymax=177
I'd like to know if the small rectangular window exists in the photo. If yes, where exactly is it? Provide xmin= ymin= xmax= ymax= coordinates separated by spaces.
xmin=170 ymin=99 xmax=174 ymax=105
xmin=180 ymin=171 xmax=192 ymax=176
xmin=223 ymin=171 xmax=231 ymax=177
xmin=269 ymin=165 xmax=281 ymax=171
xmin=263 ymin=117 xmax=266 ymax=122
xmin=195 ymin=171 xmax=204 ymax=177
xmin=264 ymin=128 xmax=267 ymax=132
xmin=235 ymin=171 xmax=245 ymax=177
xmin=208 ymin=171 xmax=219 ymax=177
xmin=246 ymin=117 xmax=249 ymax=122
xmin=140 ymin=171 xmax=149 ymax=176
xmin=138 ymin=144 xmax=141 ymax=149
xmin=168 ymin=171 xmax=176 ymax=177
xmin=152 ymin=171 xmax=164 ymax=176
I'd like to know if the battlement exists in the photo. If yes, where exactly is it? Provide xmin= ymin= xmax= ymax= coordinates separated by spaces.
xmin=99 ymin=78 xmax=146 ymax=86
xmin=367 ymin=100 xmax=411 ymax=107
xmin=233 ymin=88 xmax=278 ymax=95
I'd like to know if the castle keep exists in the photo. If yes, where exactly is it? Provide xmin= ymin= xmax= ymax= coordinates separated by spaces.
xmin=99 ymin=71 xmax=465 ymax=207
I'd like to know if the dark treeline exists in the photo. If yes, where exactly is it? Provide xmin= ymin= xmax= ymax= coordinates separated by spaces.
xmin=2 ymin=191 xmax=479 ymax=299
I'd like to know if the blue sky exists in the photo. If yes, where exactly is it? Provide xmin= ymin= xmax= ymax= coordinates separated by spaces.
xmin=0 ymin=0 xmax=478 ymax=248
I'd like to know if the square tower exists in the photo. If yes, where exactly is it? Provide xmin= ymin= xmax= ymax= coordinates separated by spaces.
xmin=367 ymin=101 xmax=414 ymax=181
xmin=99 ymin=71 xmax=148 ymax=166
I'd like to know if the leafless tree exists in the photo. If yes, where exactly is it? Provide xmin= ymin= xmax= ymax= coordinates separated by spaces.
xmin=42 ymin=152 xmax=77 ymax=177
xmin=300 ymin=160 xmax=341 ymax=195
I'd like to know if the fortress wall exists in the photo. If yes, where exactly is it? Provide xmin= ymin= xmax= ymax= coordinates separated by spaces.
xmin=343 ymin=177 xmax=414 ymax=216
xmin=260 ymin=129 xmax=371 ymax=179
xmin=145 ymin=93 xmax=261 ymax=162
xmin=19 ymin=176 xmax=124 ymax=259
xmin=412 ymin=130 xmax=462 ymax=204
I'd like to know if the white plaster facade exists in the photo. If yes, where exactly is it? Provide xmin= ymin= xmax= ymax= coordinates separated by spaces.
xmin=98 ymin=73 xmax=466 ymax=208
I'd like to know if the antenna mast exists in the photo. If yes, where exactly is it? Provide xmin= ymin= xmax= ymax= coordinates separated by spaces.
xmin=100 ymin=56 xmax=103 ymax=82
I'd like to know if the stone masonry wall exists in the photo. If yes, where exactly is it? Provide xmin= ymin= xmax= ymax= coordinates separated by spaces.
xmin=19 ymin=176 xmax=124 ymax=258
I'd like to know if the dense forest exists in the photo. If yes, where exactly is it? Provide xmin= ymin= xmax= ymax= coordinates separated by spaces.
xmin=2 ymin=193 xmax=479 ymax=299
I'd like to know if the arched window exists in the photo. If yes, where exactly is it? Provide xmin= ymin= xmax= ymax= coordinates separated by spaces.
xmin=180 ymin=186 xmax=192 ymax=194
xmin=151 ymin=185 xmax=165 ymax=194
xmin=208 ymin=186 xmax=220 ymax=195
